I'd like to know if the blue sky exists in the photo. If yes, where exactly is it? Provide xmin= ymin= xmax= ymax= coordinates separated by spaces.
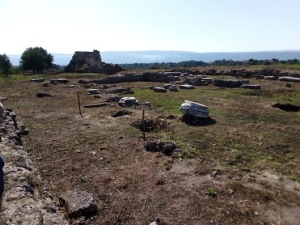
xmin=1 ymin=0 xmax=300 ymax=54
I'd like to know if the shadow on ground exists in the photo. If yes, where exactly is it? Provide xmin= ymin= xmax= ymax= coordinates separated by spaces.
xmin=180 ymin=114 xmax=216 ymax=126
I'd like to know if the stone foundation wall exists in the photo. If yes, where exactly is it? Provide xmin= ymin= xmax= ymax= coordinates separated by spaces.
xmin=0 ymin=111 xmax=68 ymax=225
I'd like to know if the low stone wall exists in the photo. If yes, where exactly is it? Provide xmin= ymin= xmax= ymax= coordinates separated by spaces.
xmin=0 ymin=112 xmax=68 ymax=225
xmin=213 ymin=79 xmax=249 ymax=88
xmin=196 ymin=68 xmax=300 ymax=78
xmin=78 ymin=72 xmax=180 ymax=84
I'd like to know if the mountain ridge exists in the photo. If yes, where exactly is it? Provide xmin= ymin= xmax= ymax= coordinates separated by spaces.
xmin=8 ymin=50 xmax=300 ymax=66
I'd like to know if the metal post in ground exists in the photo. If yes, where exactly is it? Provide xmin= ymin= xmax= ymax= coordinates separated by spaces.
xmin=77 ymin=92 xmax=83 ymax=118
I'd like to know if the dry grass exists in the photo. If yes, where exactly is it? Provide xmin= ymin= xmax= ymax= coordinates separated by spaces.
xmin=0 ymin=71 xmax=300 ymax=225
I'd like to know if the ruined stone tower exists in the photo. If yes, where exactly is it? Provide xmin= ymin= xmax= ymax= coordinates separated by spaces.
xmin=64 ymin=50 xmax=103 ymax=73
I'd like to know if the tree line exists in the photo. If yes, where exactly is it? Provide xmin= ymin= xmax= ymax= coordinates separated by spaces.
xmin=119 ymin=58 xmax=300 ymax=70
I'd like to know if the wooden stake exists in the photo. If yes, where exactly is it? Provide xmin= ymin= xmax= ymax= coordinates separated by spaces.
xmin=142 ymin=110 xmax=146 ymax=141
xmin=77 ymin=92 xmax=83 ymax=118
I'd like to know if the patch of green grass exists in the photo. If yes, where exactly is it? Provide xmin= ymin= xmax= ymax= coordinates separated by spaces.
xmin=272 ymin=90 xmax=300 ymax=105
xmin=31 ymin=123 xmax=47 ymax=130
xmin=157 ymin=131 xmax=173 ymax=142
xmin=49 ymin=73 xmax=107 ymax=79
xmin=0 ymin=73 xmax=108 ymax=83
xmin=133 ymin=89 xmax=183 ymax=115
xmin=81 ymin=175 xmax=91 ymax=183
xmin=182 ymin=147 xmax=198 ymax=158
xmin=0 ymin=74 xmax=41 ymax=82
xmin=288 ymin=174 xmax=300 ymax=182
xmin=123 ymin=126 xmax=141 ymax=137
xmin=58 ymin=167 xmax=66 ymax=174
xmin=209 ymin=107 xmax=227 ymax=118
xmin=133 ymin=87 xmax=245 ymax=117
xmin=205 ymin=188 xmax=217 ymax=198
xmin=57 ymin=148 xmax=69 ymax=154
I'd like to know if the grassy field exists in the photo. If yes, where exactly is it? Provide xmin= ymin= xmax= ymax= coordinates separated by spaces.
xmin=130 ymin=81 xmax=300 ymax=180
xmin=0 ymin=70 xmax=300 ymax=224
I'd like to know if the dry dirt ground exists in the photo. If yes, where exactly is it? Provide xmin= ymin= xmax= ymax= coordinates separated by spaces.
xmin=0 ymin=73 xmax=300 ymax=225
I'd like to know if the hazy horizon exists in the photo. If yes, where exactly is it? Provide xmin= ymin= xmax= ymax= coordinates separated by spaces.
xmin=7 ymin=50 xmax=300 ymax=66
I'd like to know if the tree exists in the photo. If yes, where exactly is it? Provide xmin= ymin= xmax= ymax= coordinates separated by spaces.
xmin=271 ymin=58 xmax=279 ymax=64
xmin=0 ymin=54 xmax=12 ymax=76
xmin=247 ymin=58 xmax=258 ymax=65
xmin=20 ymin=47 xmax=53 ymax=73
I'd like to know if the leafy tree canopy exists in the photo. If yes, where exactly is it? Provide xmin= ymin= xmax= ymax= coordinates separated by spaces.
xmin=20 ymin=47 xmax=53 ymax=73
xmin=0 ymin=54 xmax=12 ymax=76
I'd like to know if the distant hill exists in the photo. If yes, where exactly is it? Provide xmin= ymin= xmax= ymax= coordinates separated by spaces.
xmin=8 ymin=50 xmax=300 ymax=66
